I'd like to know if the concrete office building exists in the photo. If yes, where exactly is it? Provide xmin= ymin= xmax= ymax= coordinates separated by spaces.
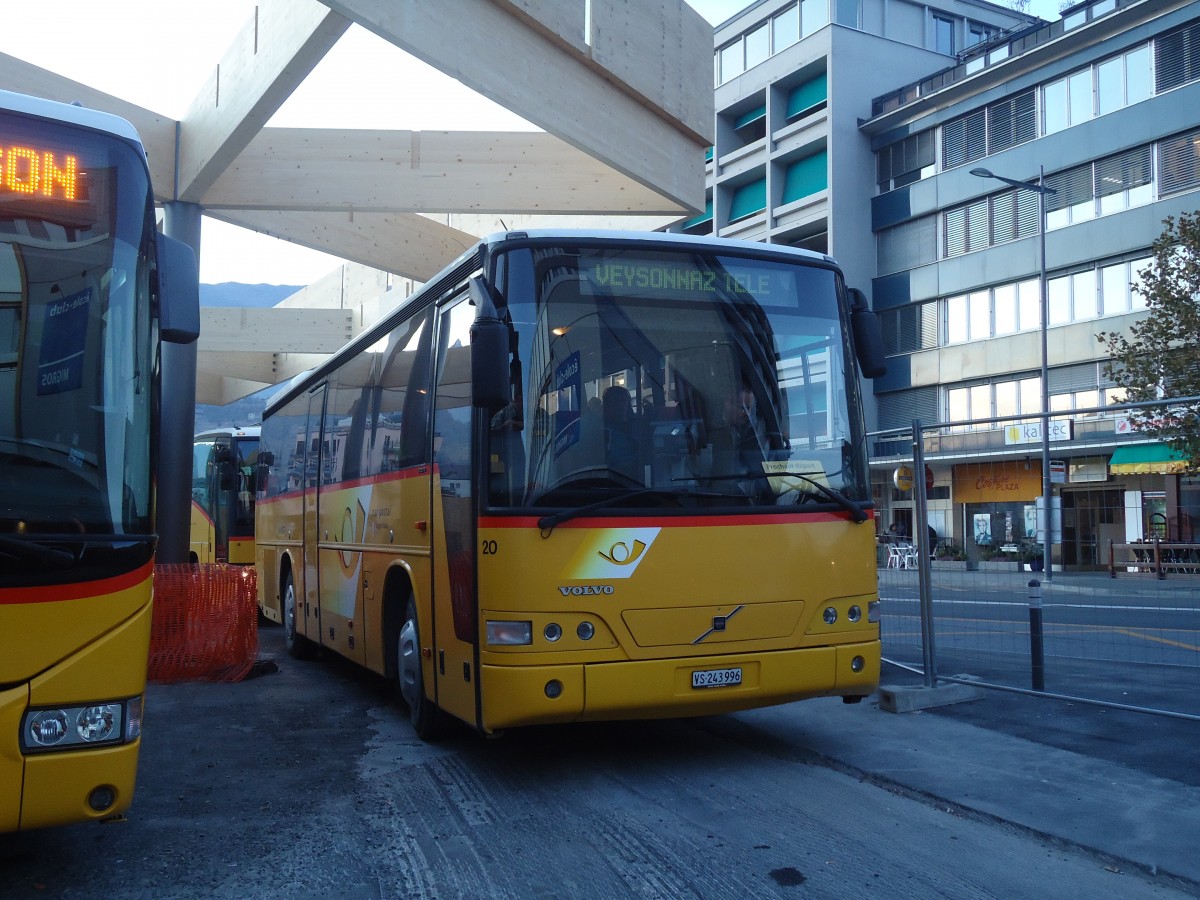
xmin=681 ymin=0 xmax=1200 ymax=569
xmin=865 ymin=0 xmax=1200 ymax=568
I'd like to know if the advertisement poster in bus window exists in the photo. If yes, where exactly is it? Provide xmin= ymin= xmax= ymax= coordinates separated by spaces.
xmin=553 ymin=350 xmax=581 ymax=458
xmin=37 ymin=287 xmax=90 ymax=395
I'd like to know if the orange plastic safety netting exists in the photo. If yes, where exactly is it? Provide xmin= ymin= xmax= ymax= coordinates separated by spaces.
xmin=148 ymin=564 xmax=259 ymax=683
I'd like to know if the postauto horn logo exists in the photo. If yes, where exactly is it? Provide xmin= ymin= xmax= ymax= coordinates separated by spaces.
xmin=567 ymin=528 xmax=661 ymax=580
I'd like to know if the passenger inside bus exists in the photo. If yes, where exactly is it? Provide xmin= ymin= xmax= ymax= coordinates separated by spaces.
xmin=602 ymin=385 xmax=640 ymax=480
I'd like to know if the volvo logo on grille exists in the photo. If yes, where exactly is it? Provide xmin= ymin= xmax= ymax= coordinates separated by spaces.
xmin=693 ymin=605 xmax=745 ymax=644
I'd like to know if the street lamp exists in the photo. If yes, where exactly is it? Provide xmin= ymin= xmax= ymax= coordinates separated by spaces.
xmin=970 ymin=166 xmax=1057 ymax=581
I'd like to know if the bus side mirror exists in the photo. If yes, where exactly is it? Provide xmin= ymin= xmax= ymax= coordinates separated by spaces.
xmin=849 ymin=288 xmax=886 ymax=379
xmin=469 ymin=277 xmax=511 ymax=411
xmin=155 ymin=233 xmax=200 ymax=344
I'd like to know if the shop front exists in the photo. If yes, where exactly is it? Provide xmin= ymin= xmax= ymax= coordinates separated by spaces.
xmin=952 ymin=461 xmax=1043 ymax=568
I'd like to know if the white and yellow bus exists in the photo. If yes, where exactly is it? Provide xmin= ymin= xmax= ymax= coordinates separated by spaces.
xmin=256 ymin=230 xmax=885 ymax=738
xmin=0 ymin=90 xmax=199 ymax=829
xmin=190 ymin=426 xmax=260 ymax=565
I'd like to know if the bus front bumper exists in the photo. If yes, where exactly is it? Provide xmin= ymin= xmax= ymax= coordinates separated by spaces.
xmin=479 ymin=641 xmax=879 ymax=732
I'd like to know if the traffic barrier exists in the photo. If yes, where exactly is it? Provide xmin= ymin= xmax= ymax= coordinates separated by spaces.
xmin=148 ymin=564 xmax=259 ymax=683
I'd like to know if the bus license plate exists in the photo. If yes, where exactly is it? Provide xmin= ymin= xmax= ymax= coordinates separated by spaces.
xmin=692 ymin=667 xmax=742 ymax=689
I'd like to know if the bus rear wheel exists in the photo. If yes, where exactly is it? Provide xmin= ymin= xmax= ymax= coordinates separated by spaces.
xmin=398 ymin=597 xmax=444 ymax=740
xmin=282 ymin=570 xmax=315 ymax=660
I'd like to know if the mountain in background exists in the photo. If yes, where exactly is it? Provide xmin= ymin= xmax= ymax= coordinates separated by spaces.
xmin=195 ymin=282 xmax=303 ymax=432
xmin=200 ymin=282 xmax=302 ymax=308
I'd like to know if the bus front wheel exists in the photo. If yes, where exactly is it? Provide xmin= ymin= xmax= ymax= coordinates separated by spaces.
xmin=398 ymin=597 xmax=443 ymax=740
xmin=282 ymin=570 xmax=315 ymax=660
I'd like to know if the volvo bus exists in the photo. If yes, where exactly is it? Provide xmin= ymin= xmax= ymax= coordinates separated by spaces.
xmin=256 ymin=230 xmax=885 ymax=738
xmin=190 ymin=426 xmax=260 ymax=564
xmin=0 ymin=90 xmax=199 ymax=829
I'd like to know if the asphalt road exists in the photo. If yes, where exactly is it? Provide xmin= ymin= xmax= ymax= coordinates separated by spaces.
xmin=1 ymin=622 xmax=1192 ymax=899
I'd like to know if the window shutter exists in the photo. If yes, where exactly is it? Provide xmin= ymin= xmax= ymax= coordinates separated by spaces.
xmin=1154 ymin=19 xmax=1200 ymax=93
xmin=941 ymin=108 xmax=986 ymax=169
xmin=1157 ymin=129 xmax=1200 ymax=196
xmin=986 ymin=89 xmax=1036 ymax=153
xmin=1045 ymin=164 xmax=1092 ymax=212
xmin=878 ymin=387 xmax=938 ymax=431
xmin=1094 ymin=145 xmax=1152 ymax=197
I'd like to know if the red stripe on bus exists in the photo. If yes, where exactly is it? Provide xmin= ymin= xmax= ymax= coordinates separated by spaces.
xmin=0 ymin=561 xmax=153 ymax=605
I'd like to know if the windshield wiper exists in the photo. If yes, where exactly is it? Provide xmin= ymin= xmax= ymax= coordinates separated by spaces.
xmin=0 ymin=533 xmax=77 ymax=565
xmin=700 ymin=472 xmax=869 ymax=523
xmin=786 ymin=473 xmax=869 ymax=523
xmin=536 ymin=487 xmax=725 ymax=535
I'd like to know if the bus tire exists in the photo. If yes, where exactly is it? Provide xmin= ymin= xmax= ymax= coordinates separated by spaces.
xmin=282 ymin=569 xmax=315 ymax=660
xmin=398 ymin=597 xmax=444 ymax=740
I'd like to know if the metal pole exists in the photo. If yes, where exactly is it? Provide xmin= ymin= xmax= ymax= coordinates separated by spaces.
xmin=1038 ymin=165 xmax=1053 ymax=583
xmin=1027 ymin=578 xmax=1045 ymax=691
xmin=912 ymin=419 xmax=936 ymax=687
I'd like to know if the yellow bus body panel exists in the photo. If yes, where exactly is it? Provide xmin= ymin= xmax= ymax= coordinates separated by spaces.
xmin=476 ymin=515 xmax=879 ymax=732
xmin=227 ymin=538 xmax=255 ymax=566
xmin=190 ymin=500 xmax=214 ymax=564
xmin=0 ymin=570 xmax=151 ymax=831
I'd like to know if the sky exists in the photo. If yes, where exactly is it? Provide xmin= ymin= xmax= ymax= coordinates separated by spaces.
xmin=1 ymin=0 xmax=1066 ymax=285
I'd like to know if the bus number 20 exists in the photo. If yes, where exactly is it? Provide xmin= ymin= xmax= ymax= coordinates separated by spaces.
xmin=481 ymin=539 xmax=498 ymax=555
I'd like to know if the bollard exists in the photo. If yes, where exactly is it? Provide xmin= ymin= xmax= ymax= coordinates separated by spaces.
xmin=1028 ymin=579 xmax=1044 ymax=692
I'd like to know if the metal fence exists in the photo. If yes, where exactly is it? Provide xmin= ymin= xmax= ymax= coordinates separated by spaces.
xmin=871 ymin=411 xmax=1200 ymax=721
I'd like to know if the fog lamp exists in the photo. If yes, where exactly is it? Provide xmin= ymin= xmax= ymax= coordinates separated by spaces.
xmin=544 ymin=623 xmax=563 ymax=642
xmin=545 ymin=680 xmax=563 ymax=699
xmin=87 ymin=785 xmax=117 ymax=813
xmin=576 ymin=621 xmax=595 ymax=640
xmin=822 ymin=607 xmax=837 ymax=625
xmin=847 ymin=605 xmax=862 ymax=623
xmin=850 ymin=655 xmax=865 ymax=673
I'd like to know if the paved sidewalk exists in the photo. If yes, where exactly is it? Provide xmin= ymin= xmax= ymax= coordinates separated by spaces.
xmin=750 ymin=683 xmax=1200 ymax=893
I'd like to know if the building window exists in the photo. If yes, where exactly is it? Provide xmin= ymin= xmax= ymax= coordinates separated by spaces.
xmin=785 ymin=73 xmax=828 ymax=122
xmin=877 ymin=129 xmax=934 ymax=192
xmin=801 ymin=0 xmax=828 ymax=36
xmin=744 ymin=22 xmax=770 ymax=70
xmin=773 ymin=5 xmax=799 ymax=51
xmin=718 ymin=42 xmax=744 ymax=83
xmin=780 ymin=151 xmax=828 ymax=203
xmin=727 ymin=177 xmax=766 ymax=223
xmin=1158 ymin=128 xmax=1200 ymax=196
xmin=941 ymin=89 xmax=1035 ymax=172
xmin=934 ymin=15 xmax=954 ymax=56
xmin=836 ymin=0 xmax=860 ymax=29
xmin=877 ymin=215 xmax=938 ymax=275
xmin=879 ymin=301 xmax=938 ymax=357
xmin=1155 ymin=18 xmax=1200 ymax=94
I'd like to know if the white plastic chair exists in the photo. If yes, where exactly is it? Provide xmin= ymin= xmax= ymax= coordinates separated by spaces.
xmin=886 ymin=544 xmax=905 ymax=568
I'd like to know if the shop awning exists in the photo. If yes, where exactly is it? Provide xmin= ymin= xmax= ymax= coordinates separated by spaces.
xmin=1109 ymin=443 xmax=1190 ymax=475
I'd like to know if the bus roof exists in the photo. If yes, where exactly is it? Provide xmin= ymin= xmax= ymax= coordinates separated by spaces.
xmin=0 ymin=88 xmax=145 ymax=149
xmin=264 ymin=230 xmax=844 ymax=418
xmin=478 ymin=229 xmax=836 ymax=266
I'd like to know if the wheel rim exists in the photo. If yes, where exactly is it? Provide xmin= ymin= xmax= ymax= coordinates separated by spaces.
xmin=399 ymin=615 xmax=421 ymax=711
xmin=284 ymin=580 xmax=297 ymax=646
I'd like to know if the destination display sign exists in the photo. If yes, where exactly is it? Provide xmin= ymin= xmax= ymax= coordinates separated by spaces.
xmin=584 ymin=258 xmax=777 ymax=300
xmin=0 ymin=124 xmax=100 ymax=230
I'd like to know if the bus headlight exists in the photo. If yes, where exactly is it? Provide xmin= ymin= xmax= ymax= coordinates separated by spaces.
xmin=22 ymin=700 xmax=131 ymax=753
xmin=486 ymin=620 xmax=532 ymax=646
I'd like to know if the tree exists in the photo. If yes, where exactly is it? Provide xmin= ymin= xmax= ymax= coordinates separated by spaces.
xmin=1098 ymin=212 xmax=1200 ymax=472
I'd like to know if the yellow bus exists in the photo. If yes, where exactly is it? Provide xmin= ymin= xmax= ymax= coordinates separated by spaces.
xmin=0 ymin=90 xmax=199 ymax=829
xmin=190 ymin=426 xmax=260 ymax=564
xmin=256 ymin=231 xmax=885 ymax=738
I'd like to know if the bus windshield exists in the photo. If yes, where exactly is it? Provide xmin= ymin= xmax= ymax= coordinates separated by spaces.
xmin=0 ymin=112 xmax=156 ymax=573
xmin=487 ymin=244 xmax=869 ymax=513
